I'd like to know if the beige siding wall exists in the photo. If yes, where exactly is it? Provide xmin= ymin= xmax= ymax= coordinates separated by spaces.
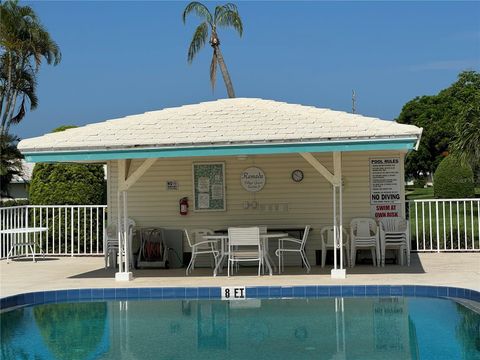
xmin=107 ymin=151 xmax=406 ymax=264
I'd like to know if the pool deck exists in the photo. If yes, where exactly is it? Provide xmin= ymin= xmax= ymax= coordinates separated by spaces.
xmin=1 ymin=253 xmax=479 ymax=298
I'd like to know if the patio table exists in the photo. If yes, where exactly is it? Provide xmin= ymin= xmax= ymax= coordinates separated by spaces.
xmin=204 ymin=232 xmax=288 ymax=277
xmin=0 ymin=227 xmax=48 ymax=263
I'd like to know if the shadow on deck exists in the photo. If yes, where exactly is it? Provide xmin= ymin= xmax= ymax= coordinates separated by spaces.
xmin=68 ymin=253 xmax=426 ymax=279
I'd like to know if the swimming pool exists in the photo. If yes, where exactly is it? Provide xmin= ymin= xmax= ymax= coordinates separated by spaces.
xmin=1 ymin=287 xmax=479 ymax=360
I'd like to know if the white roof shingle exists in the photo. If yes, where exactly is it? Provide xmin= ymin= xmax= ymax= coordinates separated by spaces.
xmin=18 ymin=98 xmax=422 ymax=153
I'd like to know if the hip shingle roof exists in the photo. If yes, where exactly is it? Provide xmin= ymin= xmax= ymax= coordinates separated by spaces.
xmin=18 ymin=98 xmax=422 ymax=153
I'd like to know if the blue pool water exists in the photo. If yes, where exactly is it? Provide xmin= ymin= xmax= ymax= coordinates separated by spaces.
xmin=1 ymin=296 xmax=479 ymax=360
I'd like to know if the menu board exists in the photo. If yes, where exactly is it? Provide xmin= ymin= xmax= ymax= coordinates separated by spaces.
xmin=193 ymin=163 xmax=226 ymax=211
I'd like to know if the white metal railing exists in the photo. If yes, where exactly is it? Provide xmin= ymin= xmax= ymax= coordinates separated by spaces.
xmin=0 ymin=205 xmax=107 ymax=259
xmin=407 ymin=199 xmax=480 ymax=252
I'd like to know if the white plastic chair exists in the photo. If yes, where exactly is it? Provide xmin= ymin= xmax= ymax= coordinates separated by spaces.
xmin=320 ymin=226 xmax=350 ymax=268
xmin=349 ymin=218 xmax=380 ymax=267
xmin=379 ymin=218 xmax=410 ymax=266
xmin=185 ymin=229 xmax=219 ymax=275
xmin=275 ymin=225 xmax=311 ymax=274
xmin=104 ymin=218 xmax=136 ymax=269
xmin=192 ymin=228 xmax=218 ymax=268
xmin=227 ymin=227 xmax=263 ymax=277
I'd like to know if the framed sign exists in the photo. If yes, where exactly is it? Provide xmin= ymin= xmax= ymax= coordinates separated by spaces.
xmin=240 ymin=167 xmax=266 ymax=192
xmin=369 ymin=157 xmax=401 ymax=204
xmin=193 ymin=163 xmax=226 ymax=211
xmin=370 ymin=157 xmax=402 ymax=219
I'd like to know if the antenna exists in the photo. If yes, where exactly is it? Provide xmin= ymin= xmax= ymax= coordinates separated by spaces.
xmin=352 ymin=90 xmax=356 ymax=114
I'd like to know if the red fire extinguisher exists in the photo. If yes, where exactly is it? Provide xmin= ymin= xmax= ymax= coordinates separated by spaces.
xmin=179 ymin=197 xmax=189 ymax=216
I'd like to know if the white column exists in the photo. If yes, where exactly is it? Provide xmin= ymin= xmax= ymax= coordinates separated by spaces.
xmin=123 ymin=190 xmax=129 ymax=273
xmin=116 ymin=189 xmax=133 ymax=281
xmin=339 ymin=174 xmax=344 ymax=270
xmin=117 ymin=191 xmax=123 ymax=273
xmin=115 ymin=159 xmax=133 ymax=281
xmin=331 ymin=152 xmax=346 ymax=279
xmin=333 ymin=185 xmax=337 ymax=270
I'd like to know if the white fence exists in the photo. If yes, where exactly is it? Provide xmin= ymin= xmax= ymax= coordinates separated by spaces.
xmin=0 ymin=205 xmax=107 ymax=259
xmin=407 ymin=199 xmax=480 ymax=252
xmin=1 ymin=200 xmax=479 ymax=259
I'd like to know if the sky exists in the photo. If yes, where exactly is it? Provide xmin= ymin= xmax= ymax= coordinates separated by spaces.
xmin=14 ymin=1 xmax=480 ymax=139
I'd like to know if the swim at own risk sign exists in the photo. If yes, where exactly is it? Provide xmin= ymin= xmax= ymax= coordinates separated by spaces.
xmin=369 ymin=157 xmax=401 ymax=205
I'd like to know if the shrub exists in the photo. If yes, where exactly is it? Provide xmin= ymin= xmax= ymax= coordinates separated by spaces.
xmin=29 ymin=125 xmax=106 ymax=205
xmin=29 ymin=163 xmax=106 ymax=205
xmin=0 ymin=199 xmax=29 ymax=207
xmin=413 ymin=178 xmax=426 ymax=188
xmin=434 ymin=156 xmax=475 ymax=198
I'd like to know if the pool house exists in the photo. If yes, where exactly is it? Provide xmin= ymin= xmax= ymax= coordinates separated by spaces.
xmin=17 ymin=98 xmax=423 ymax=281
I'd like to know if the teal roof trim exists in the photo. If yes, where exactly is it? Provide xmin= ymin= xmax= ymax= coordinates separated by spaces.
xmin=23 ymin=138 xmax=416 ymax=163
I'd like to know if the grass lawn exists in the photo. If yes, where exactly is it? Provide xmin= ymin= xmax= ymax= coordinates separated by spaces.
xmin=405 ymin=186 xmax=480 ymax=250
xmin=406 ymin=187 xmax=480 ymax=200
xmin=405 ymin=187 xmax=434 ymax=200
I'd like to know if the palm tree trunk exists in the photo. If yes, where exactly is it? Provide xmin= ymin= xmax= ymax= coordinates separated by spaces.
xmin=1 ymin=93 xmax=13 ymax=133
xmin=5 ymin=90 xmax=18 ymax=133
xmin=1 ymin=52 xmax=14 ymax=130
xmin=214 ymin=45 xmax=235 ymax=98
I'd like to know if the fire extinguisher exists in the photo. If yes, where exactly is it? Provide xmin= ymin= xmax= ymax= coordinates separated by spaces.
xmin=179 ymin=197 xmax=189 ymax=216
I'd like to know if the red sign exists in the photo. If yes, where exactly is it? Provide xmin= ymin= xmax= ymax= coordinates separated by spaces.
xmin=371 ymin=204 xmax=401 ymax=219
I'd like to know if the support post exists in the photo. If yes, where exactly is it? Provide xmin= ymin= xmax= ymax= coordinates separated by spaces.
xmin=123 ymin=190 xmax=129 ymax=273
xmin=117 ymin=191 xmax=123 ymax=273
xmin=333 ymin=185 xmax=337 ymax=271
xmin=331 ymin=152 xmax=346 ymax=279
xmin=339 ymin=177 xmax=343 ymax=270
xmin=116 ymin=159 xmax=134 ymax=281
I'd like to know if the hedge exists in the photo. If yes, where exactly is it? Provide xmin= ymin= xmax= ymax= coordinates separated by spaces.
xmin=29 ymin=163 xmax=106 ymax=205
xmin=434 ymin=156 xmax=475 ymax=198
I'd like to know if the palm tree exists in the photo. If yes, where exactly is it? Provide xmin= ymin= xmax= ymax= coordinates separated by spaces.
xmin=0 ymin=132 xmax=23 ymax=198
xmin=183 ymin=2 xmax=243 ymax=98
xmin=0 ymin=53 xmax=38 ymax=125
xmin=452 ymin=98 xmax=480 ymax=166
xmin=0 ymin=0 xmax=61 ymax=134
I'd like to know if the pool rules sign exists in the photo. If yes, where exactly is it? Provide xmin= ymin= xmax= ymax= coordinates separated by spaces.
xmin=370 ymin=157 xmax=401 ymax=219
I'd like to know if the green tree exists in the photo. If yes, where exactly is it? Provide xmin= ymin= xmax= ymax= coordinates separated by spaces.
xmin=29 ymin=126 xmax=106 ymax=205
xmin=397 ymin=71 xmax=480 ymax=179
xmin=0 ymin=131 xmax=23 ymax=198
xmin=0 ymin=0 xmax=61 ymax=134
xmin=433 ymin=155 xmax=474 ymax=198
xmin=183 ymin=2 xmax=243 ymax=98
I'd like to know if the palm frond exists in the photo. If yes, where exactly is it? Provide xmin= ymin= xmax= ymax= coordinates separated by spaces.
xmin=9 ymin=97 xmax=25 ymax=124
xmin=210 ymin=49 xmax=218 ymax=90
xmin=187 ymin=22 xmax=209 ymax=63
xmin=214 ymin=5 xmax=243 ymax=36
xmin=182 ymin=2 xmax=212 ymax=25
xmin=214 ymin=3 xmax=238 ymax=22
xmin=452 ymin=102 xmax=480 ymax=165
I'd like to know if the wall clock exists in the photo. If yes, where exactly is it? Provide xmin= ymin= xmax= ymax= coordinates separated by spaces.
xmin=291 ymin=169 xmax=304 ymax=182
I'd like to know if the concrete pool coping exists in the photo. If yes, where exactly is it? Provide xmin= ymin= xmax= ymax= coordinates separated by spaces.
xmin=1 ymin=252 xmax=479 ymax=309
